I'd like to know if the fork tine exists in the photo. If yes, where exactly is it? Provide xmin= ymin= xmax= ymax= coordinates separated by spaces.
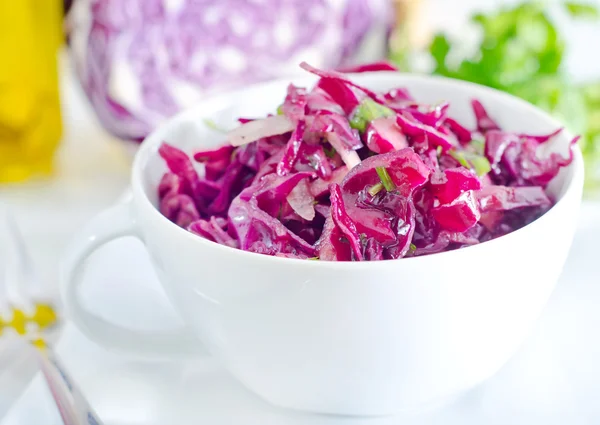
xmin=36 ymin=345 xmax=106 ymax=425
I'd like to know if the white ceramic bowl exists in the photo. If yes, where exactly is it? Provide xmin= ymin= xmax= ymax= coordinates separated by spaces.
xmin=62 ymin=72 xmax=584 ymax=416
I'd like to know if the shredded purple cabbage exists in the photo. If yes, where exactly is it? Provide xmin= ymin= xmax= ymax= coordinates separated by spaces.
xmin=157 ymin=63 xmax=578 ymax=261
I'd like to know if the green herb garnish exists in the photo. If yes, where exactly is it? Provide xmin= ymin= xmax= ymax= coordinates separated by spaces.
xmin=324 ymin=145 xmax=337 ymax=159
xmin=449 ymin=149 xmax=491 ymax=177
xmin=308 ymin=257 xmax=320 ymax=261
xmin=349 ymin=99 xmax=395 ymax=133
xmin=449 ymin=150 xmax=470 ymax=169
xmin=409 ymin=243 xmax=417 ymax=252
xmin=276 ymin=105 xmax=284 ymax=115
xmin=368 ymin=183 xmax=384 ymax=197
xmin=470 ymin=155 xmax=492 ymax=177
xmin=376 ymin=167 xmax=396 ymax=191
xmin=470 ymin=139 xmax=485 ymax=156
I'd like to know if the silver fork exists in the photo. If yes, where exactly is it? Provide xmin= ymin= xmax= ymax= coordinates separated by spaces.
xmin=36 ymin=345 xmax=106 ymax=425
xmin=1 ymin=207 xmax=104 ymax=424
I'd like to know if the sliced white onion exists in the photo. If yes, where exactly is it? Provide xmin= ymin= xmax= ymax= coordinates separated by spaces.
xmin=286 ymin=179 xmax=316 ymax=221
xmin=228 ymin=115 xmax=295 ymax=147
xmin=327 ymin=133 xmax=361 ymax=169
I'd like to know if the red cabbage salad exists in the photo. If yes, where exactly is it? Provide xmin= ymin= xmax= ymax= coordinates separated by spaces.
xmin=157 ymin=63 xmax=578 ymax=261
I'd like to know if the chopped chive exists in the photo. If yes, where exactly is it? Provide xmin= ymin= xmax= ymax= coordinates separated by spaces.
xmin=276 ymin=105 xmax=284 ymax=115
xmin=376 ymin=166 xmax=396 ymax=191
xmin=470 ymin=155 xmax=491 ymax=176
xmin=368 ymin=182 xmax=384 ymax=196
xmin=349 ymin=115 xmax=364 ymax=132
xmin=324 ymin=145 xmax=337 ymax=158
xmin=449 ymin=149 xmax=491 ymax=176
xmin=449 ymin=149 xmax=471 ymax=169
xmin=349 ymin=98 xmax=395 ymax=133
xmin=308 ymin=257 xmax=320 ymax=261
xmin=436 ymin=146 xmax=443 ymax=157
xmin=409 ymin=243 xmax=417 ymax=252
xmin=470 ymin=139 xmax=485 ymax=155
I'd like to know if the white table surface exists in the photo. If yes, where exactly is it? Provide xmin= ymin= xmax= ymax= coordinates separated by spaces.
xmin=1 ymin=0 xmax=600 ymax=420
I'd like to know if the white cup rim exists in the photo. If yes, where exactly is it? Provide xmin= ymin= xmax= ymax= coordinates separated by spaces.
xmin=131 ymin=71 xmax=584 ymax=269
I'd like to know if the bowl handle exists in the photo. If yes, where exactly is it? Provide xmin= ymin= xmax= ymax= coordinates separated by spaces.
xmin=60 ymin=200 xmax=206 ymax=359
